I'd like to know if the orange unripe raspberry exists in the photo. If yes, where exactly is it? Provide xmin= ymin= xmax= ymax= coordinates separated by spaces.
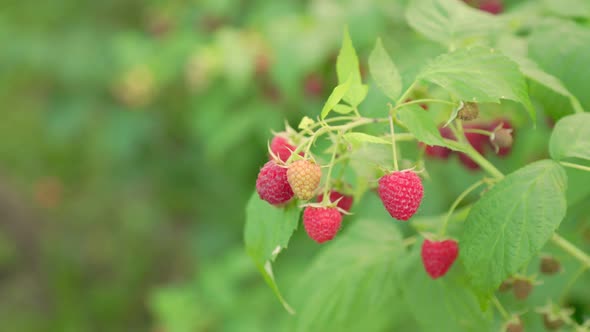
xmin=287 ymin=160 xmax=322 ymax=200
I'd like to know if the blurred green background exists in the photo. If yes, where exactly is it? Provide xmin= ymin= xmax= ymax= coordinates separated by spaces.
xmin=1 ymin=0 xmax=589 ymax=331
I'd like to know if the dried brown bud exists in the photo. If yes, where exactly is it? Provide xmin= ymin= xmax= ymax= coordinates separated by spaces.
xmin=457 ymin=102 xmax=479 ymax=121
xmin=540 ymin=256 xmax=561 ymax=275
xmin=512 ymin=278 xmax=533 ymax=300
xmin=543 ymin=313 xmax=564 ymax=330
xmin=505 ymin=317 xmax=524 ymax=332
xmin=498 ymin=278 xmax=514 ymax=292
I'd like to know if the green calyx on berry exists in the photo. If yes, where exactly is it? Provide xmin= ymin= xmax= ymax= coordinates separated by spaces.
xmin=490 ymin=122 xmax=514 ymax=152
xmin=536 ymin=302 xmax=574 ymax=331
xmin=504 ymin=315 xmax=524 ymax=332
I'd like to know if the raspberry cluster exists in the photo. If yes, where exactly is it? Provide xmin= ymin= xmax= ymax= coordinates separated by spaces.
xmin=254 ymin=106 xmax=516 ymax=280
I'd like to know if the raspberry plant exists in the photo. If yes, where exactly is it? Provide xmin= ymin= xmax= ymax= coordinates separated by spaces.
xmin=244 ymin=0 xmax=590 ymax=330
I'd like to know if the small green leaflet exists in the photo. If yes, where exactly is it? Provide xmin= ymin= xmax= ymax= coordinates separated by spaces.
xmin=332 ymin=104 xmax=355 ymax=114
xmin=320 ymin=77 xmax=351 ymax=120
xmin=417 ymin=47 xmax=535 ymax=122
xmin=549 ymin=113 xmax=590 ymax=161
xmin=406 ymin=0 xmax=500 ymax=48
xmin=444 ymin=101 xmax=464 ymax=127
xmin=460 ymin=160 xmax=567 ymax=302
xmin=397 ymin=104 xmax=461 ymax=151
xmin=399 ymin=244 xmax=493 ymax=332
xmin=298 ymin=116 xmax=315 ymax=130
xmin=244 ymin=192 xmax=300 ymax=313
xmin=292 ymin=218 xmax=404 ymax=332
xmin=336 ymin=28 xmax=368 ymax=108
xmin=368 ymin=38 xmax=402 ymax=100
xmin=344 ymin=132 xmax=391 ymax=145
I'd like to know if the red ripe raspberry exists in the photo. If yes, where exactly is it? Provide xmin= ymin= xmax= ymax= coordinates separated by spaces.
xmin=423 ymin=126 xmax=454 ymax=159
xmin=255 ymin=161 xmax=294 ymax=206
xmin=303 ymin=207 xmax=342 ymax=243
xmin=421 ymin=239 xmax=459 ymax=279
xmin=304 ymin=74 xmax=323 ymax=98
xmin=317 ymin=191 xmax=353 ymax=212
xmin=488 ymin=119 xmax=514 ymax=157
xmin=479 ymin=0 xmax=503 ymax=15
xmin=458 ymin=124 xmax=488 ymax=170
xmin=270 ymin=136 xmax=301 ymax=162
xmin=378 ymin=170 xmax=424 ymax=221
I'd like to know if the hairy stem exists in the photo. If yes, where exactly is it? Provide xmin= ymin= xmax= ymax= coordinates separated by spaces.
xmin=492 ymin=296 xmax=510 ymax=320
xmin=393 ymin=98 xmax=456 ymax=110
xmin=439 ymin=180 xmax=485 ymax=236
xmin=449 ymin=122 xmax=505 ymax=180
xmin=288 ymin=117 xmax=384 ymax=162
xmin=389 ymin=114 xmax=399 ymax=171
xmin=322 ymin=134 xmax=341 ymax=200
xmin=396 ymin=81 xmax=418 ymax=105
xmin=463 ymin=128 xmax=493 ymax=136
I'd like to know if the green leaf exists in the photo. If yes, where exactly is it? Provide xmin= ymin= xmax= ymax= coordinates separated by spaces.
xmin=336 ymin=28 xmax=367 ymax=107
xmin=244 ymin=192 xmax=300 ymax=313
xmin=511 ymin=56 xmax=584 ymax=114
xmin=320 ymin=78 xmax=351 ymax=119
xmin=400 ymin=243 xmax=493 ymax=332
xmin=460 ymin=160 xmax=567 ymax=301
xmin=292 ymin=218 xmax=405 ymax=332
xmin=397 ymin=104 xmax=460 ymax=150
xmin=368 ymin=38 xmax=402 ymax=100
xmin=549 ymin=113 xmax=590 ymax=161
xmin=543 ymin=0 xmax=590 ymax=19
xmin=406 ymin=0 xmax=500 ymax=48
xmin=344 ymin=83 xmax=369 ymax=108
xmin=337 ymin=28 xmax=362 ymax=87
xmin=344 ymin=132 xmax=391 ymax=145
xmin=331 ymin=104 xmax=355 ymax=114
xmin=417 ymin=47 xmax=535 ymax=121
xmin=529 ymin=21 xmax=590 ymax=115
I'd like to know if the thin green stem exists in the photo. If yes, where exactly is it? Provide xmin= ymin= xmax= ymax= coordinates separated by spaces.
xmin=353 ymin=108 xmax=361 ymax=117
xmin=449 ymin=122 xmax=505 ymax=180
xmin=560 ymin=265 xmax=587 ymax=305
xmin=389 ymin=114 xmax=399 ymax=171
xmin=463 ymin=128 xmax=492 ymax=136
xmin=403 ymin=236 xmax=417 ymax=247
xmin=289 ymin=117 xmax=383 ymax=162
xmin=560 ymin=161 xmax=590 ymax=172
xmin=396 ymin=81 xmax=418 ymax=105
xmin=322 ymin=134 xmax=341 ymax=200
xmin=439 ymin=180 xmax=485 ymax=236
xmin=393 ymin=98 xmax=456 ymax=110
xmin=492 ymin=296 xmax=510 ymax=320
xmin=551 ymin=233 xmax=590 ymax=268
xmin=386 ymin=133 xmax=415 ymax=142
xmin=300 ymin=115 xmax=376 ymax=135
